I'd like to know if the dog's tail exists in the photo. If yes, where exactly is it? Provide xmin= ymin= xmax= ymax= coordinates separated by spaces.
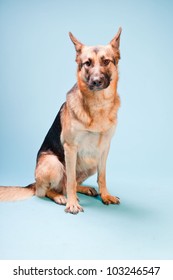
xmin=0 ymin=183 xmax=36 ymax=202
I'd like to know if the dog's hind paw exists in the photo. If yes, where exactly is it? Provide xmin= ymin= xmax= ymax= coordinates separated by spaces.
xmin=65 ymin=201 xmax=84 ymax=214
xmin=77 ymin=185 xmax=98 ymax=197
xmin=54 ymin=195 xmax=67 ymax=205
xmin=87 ymin=187 xmax=98 ymax=197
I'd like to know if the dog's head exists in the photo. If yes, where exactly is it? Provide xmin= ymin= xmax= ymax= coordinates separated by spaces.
xmin=69 ymin=28 xmax=122 ymax=92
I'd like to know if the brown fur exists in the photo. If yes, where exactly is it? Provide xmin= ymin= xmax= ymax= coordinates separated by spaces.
xmin=0 ymin=28 xmax=122 ymax=214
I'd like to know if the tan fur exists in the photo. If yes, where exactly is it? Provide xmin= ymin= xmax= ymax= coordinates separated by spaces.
xmin=35 ymin=153 xmax=66 ymax=197
xmin=0 ymin=184 xmax=35 ymax=201
xmin=46 ymin=189 xmax=67 ymax=205
xmin=60 ymin=31 xmax=122 ymax=213
xmin=0 ymin=28 xmax=122 ymax=214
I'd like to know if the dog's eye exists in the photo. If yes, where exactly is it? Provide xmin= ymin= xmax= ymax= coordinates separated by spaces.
xmin=84 ymin=60 xmax=91 ymax=67
xmin=103 ymin=59 xmax=110 ymax=66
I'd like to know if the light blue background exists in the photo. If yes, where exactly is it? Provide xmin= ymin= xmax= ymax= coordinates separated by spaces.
xmin=0 ymin=0 xmax=173 ymax=259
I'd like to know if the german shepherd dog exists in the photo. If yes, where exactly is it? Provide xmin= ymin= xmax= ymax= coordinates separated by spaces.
xmin=0 ymin=28 xmax=122 ymax=214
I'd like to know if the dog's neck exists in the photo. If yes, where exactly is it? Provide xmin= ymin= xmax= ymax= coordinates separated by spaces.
xmin=67 ymin=79 xmax=120 ymax=132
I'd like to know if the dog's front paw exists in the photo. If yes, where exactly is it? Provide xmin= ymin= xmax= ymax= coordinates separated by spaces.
xmin=101 ymin=194 xmax=120 ymax=205
xmin=65 ymin=200 xmax=84 ymax=214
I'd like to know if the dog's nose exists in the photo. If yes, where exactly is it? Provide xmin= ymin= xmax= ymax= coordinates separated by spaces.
xmin=92 ymin=78 xmax=102 ymax=87
xmin=93 ymin=79 xmax=102 ymax=87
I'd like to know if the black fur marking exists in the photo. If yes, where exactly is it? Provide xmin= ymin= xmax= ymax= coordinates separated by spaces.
xmin=37 ymin=103 xmax=65 ymax=164
xmin=112 ymin=57 xmax=116 ymax=65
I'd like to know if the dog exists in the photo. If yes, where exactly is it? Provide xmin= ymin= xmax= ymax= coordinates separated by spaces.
xmin=0 ymin=28 xmax=122 ymax=214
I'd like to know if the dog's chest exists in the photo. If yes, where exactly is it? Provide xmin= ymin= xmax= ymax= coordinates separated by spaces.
xmin=86 ymin=96 xmax=117 ymax=132
xmin=75 ymin=127 xmax=114 ymax=168
xmin=88 ymin=111 xmax=116 ymax=132
xmin=77 ymin=131 xmax=103 ymax=156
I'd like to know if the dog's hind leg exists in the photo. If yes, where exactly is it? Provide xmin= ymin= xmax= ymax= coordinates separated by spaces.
xmin=35 ymin=153 xmax=66 ymax=203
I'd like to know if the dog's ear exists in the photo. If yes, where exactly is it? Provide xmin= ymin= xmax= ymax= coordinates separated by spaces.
xmin=110 ymin=27 xmax=122 ymax=49
xmin=69 ymin=32 xmax=83 ymax=53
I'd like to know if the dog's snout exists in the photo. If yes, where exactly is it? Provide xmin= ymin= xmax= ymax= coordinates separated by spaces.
xmin=88 ymin=74 xmax=110 ymax=91
xmin=87 ymin=69 xmax=111 ymax=91
xmin=89 ymin=75 xmax=104 ymax=90
xmin=92 ymin=78 xmax=102 ymax=87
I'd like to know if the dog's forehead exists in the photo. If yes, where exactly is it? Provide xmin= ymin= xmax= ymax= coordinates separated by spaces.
xmin=81 ymin=45 xmax=113 ymax=59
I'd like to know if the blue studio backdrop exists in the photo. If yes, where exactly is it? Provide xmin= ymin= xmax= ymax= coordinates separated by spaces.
xmin=0 ymin=0 xmax=173 ymax=259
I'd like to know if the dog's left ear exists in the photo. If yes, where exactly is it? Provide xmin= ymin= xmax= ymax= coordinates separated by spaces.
xmin=69 ymin=32 xmax=83 ymax=53
xmin=110 ymin=27 xmax=122 ymax=49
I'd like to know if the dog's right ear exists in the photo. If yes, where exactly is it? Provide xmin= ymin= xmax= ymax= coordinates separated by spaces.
xmin=110 ymin=27 xmax=122 ymax=50
xmin=69 ymin=32 xmax=83 ymax=53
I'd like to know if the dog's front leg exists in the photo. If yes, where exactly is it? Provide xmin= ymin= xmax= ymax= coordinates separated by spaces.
xmin=98 ymin=145 xmax=120 ymax=205
xmin=64 ymin=143 xmax=84 ymax=214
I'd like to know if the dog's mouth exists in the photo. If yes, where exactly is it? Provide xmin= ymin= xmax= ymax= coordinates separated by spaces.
xmin=88 ymin=83 xmax=110 ymax=91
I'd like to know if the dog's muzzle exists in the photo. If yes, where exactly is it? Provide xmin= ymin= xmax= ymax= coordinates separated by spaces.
xmin=88 ymin=74 xmax=110 ymax=91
